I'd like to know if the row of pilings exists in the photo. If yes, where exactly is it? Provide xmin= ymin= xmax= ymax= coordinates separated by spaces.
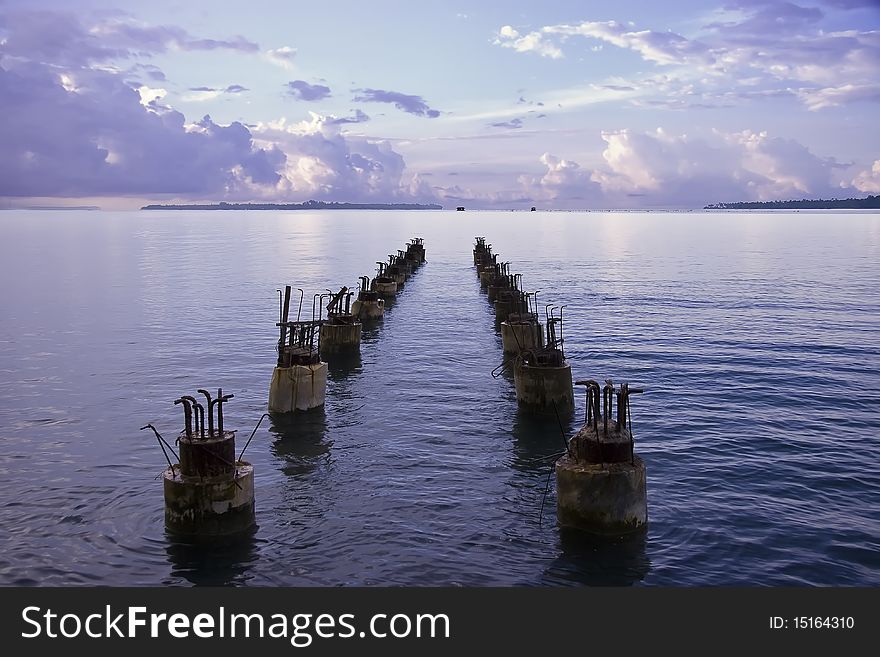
xmin=473 ymin=236 xmax=648 ymax=536
xmin=268 ymin=237 xmax=426 ymax=414
xmin=149 ymin=239 xmax=426 ymax=537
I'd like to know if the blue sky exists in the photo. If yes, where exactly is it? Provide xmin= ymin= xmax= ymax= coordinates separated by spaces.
xmin=1 ymin=0 xmax=878 ymax=208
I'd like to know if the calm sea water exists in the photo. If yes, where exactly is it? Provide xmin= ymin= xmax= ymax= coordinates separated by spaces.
xmin=0 ymin=209 xmax=877 ymax=586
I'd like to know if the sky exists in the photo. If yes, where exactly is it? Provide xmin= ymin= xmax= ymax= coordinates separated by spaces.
xmin=1 ymin=0 xmax=879 ymax=209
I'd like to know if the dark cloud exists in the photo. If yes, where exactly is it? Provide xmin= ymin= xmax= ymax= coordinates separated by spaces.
xmin=287 ymin=80 xmax=332 ymax=101
xmin=0 ymin=61 xmax=284 ymax=197
xmin=352 ymin=88 xmax=440 ymax=117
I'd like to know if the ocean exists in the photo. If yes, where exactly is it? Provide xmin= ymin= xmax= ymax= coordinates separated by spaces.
xmin=0 ymin=208 xmax=877 ymax=586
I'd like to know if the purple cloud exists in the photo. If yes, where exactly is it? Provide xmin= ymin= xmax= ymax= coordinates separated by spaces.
xmin=0 ymin=10 xmax=259 ymax=67
xmin=287 ymin=80 xmax=332 ymax=101
xmin=352 ymin=88 xmax=440 ymax=118
xmin=0 ymin=62 xmax=284 ymax=197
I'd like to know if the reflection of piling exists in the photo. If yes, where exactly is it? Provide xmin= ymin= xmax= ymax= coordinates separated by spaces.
xmin=513 ymin=307 xmax=574 ymax=410
xmin=146 ymin=390 xmax=256 ymax=536
xmin=351 ymin=276 xmax=385 ymax=321
xmin=319 ymin=286 xmax=362 ymax=353
xmin=269 ymin=286 xmax=328 ymax=413
xmin=556 ymin=381 xmax=647 ymax=534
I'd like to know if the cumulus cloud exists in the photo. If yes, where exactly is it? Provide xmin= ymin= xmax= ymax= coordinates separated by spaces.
xmin=352 ymin=88 xmax=441 ymax=118
xmin=0 ymin=9 xmax=436 ymax=204
xmin=252 ymin=113 xmax=435 ymax=203
xmin=519 ymin=153 xmax=603 ymax=204
xmin=286 ymin=80 xmax=331 ymax=101
xmin=0 ymin=62 xmax=285 ymax=197
xmin=852 ymin=160 xmax=880 ymax=193
xmin=518 ymin=128 xmax=847 ymax=207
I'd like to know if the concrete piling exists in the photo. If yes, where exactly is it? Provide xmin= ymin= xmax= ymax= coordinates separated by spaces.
xmin=513 ymin=308 xmax=574 ymax=411
xmin=406 ymin=237 xmax=426 ymax=265
xmin=146 ymin=389 xmax=256 ymax=536
xmin=371 ymin=262 xmax=399 ymax=298
xmin=351 ymin=276 xmax=385 ymax=321
xmin=556 ymin=380 xmax=647 ymax=534
xmin=319 ymin=286 xmax=362 ymax=354
xmin=501 ymin=313 xmax=543 ymax=354
xmin=268 ymin=286 xmax=328 ymax=413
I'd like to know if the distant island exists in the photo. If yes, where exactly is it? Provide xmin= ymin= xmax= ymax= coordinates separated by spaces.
xmin=141 ymin=200 xmax=442 ymax=210
xmin=705 ymin=195 xmax=879 ymax=210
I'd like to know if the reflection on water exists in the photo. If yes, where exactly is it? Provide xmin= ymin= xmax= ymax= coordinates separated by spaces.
xmin=165 ymin=528 xmax=259 ymax=586
xmin=509 ymin=407 xmax=570 ymax=475
xmin=269 ymin=409 xmax=331 ymax=477
xmin=543 ymin=527 xmax=651 ymax=587
xmin=324 ymin=350 xmax=362 ymax=379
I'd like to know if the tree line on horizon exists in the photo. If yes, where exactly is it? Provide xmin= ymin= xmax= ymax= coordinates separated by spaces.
xmin=705 ymin=195 xmax=879 ymax=210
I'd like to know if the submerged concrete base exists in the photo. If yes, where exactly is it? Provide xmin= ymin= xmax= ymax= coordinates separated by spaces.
xmin=556 ymin=455 xmax=647 ymax=534
xmin=514 ymin=362 xmax=574 ymax=410
xmin=351 ymin=298 xmax=385 ymax=320
xmin=320 ymin=322 xmax=361 ymax=353
xmin=268 ymin=363 xmax=327 ymax=413
xmin=163 ymin=463 xmax=255 ymax=536
xmin=501 ymin=321 xmax=542 ymax=354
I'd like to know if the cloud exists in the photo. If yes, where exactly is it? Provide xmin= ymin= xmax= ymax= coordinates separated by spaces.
xmin=852 ymin=160 xmax=880 ymax=193
xmin=183 ymin=84 xmax=250 ymax=101
xmin=327 ymin=109 xmax=370 ymax=125
xmin=796 ymin=82 xmax=880 ymax=110
xmin=352 ymin=88 xmax=441 ymax=117
xmin=286 ymin=80 xmax=332 ymax=101
xmin=593 ymin=128 xmax=843 ymax=205
xmin=252 ymin=113 xmax=435 ymax=203
xmin=494 ymin=25 xmax=564 ymax=59
xmin=0 ymin=62 xmax=285 ymax=197
xmin=0 ymin=9 xmax=437 ymax=204
xmin=519 ymin=153 xmax=603 ymax=203
xmin=0 ymin=10 xmax=258 ymax=68
xmin=492 ymin=8 xmax=880 ymax=111
xmin=489 ymin=118 xmax=523 ymax=129
xmin=265 ymin=46 xmax=297 ymax=68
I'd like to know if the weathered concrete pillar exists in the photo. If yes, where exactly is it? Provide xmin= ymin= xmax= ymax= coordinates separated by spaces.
xmin=514 ymin=360 xmax=574 ymax=410
xmin=155 ymin=390 xmax=255 ymax=536
xmin=268 ymin=362 xmax=328 ymax=412
xmin=320 ymin=320 xmax=361 ymax=353
xmin=501 ymin=316 xmax=543 ymax=354
xmin=556 ymin=380 xmax=647 ymax=534
xmin=351 ymin=293 xmax=385 ymax=321
xmin=371 ymin=277 xmax=398 ymax=298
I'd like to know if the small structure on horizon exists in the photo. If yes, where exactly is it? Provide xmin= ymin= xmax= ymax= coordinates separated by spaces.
xmin=456 ymin=206 xmax=465 ymax=211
